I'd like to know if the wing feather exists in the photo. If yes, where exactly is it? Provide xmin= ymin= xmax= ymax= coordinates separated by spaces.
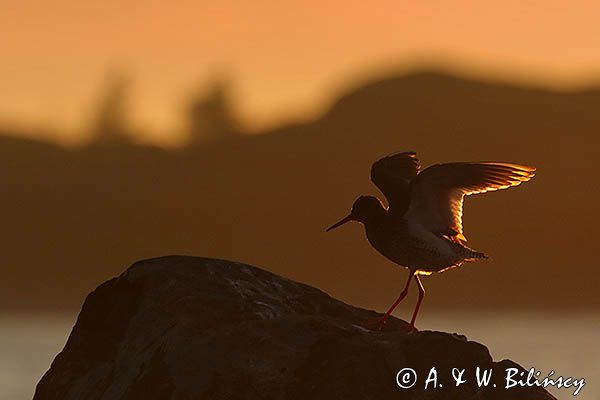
xmin=405 ymin=162 xmax=536 ymax=240
xmin=370 ymin=151 xmax=420 ymax=216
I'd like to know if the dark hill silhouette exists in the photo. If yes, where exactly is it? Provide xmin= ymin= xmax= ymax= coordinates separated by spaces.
xmin=1 ymin=70 xmax=598 ymax=312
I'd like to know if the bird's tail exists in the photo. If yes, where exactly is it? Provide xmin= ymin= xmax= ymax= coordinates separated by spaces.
xmin=466 ymin=250 xmax=489 ymax=261
xmin=460 ymin=245 xmax=489 ymax=261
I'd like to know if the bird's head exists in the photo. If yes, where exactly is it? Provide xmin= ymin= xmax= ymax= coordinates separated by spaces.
xmin=326 ymin=195 xmax=386 ymax=232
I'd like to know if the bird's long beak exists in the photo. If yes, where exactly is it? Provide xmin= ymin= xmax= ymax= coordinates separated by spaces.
xmin=326 ymin=214 xmax=353 ymax=232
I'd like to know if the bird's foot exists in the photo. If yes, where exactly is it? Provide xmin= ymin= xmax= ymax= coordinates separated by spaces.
xmin=361 ymin=317 xmax=388 ymax=332
xmin=362 ymin=316 xmax=417 ymax=333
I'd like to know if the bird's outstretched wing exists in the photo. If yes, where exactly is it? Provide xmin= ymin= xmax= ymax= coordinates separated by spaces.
xmin=370 ymin=151 xmax=420 ymax=216
xmin=404 ymin=162 xmax=535 ymax=241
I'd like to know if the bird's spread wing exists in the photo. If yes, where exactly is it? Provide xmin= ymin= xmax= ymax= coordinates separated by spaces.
xmin=404 ymin=162 xmax=535 ymax=241
xmin=370 ymin=151 xmax=420 ymax=216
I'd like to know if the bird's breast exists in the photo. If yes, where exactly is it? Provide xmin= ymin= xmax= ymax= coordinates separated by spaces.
xmin=365 ymin=219 xmax=457 ymax=272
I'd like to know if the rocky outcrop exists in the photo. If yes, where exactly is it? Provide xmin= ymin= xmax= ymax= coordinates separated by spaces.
xmin=34 ymin=256 xmax=555 ymax=400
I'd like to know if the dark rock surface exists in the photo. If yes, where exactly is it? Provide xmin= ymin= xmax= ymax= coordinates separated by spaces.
xmin=34 ymin=256 xmax=555 ymax=400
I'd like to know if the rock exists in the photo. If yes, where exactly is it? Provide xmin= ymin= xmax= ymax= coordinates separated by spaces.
xmin=34 ymin=256 xmax=555 ymax=400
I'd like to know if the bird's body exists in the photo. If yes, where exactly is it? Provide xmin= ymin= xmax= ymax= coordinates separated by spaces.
xmin=327 ymin=151 xmax=535 ymax=331
xmin=364 ymin=212 xmax=486 ymax=274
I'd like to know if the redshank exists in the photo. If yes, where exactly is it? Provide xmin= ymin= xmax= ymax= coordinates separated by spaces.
xmin=326 ymin=152 xmax=535 ymax=331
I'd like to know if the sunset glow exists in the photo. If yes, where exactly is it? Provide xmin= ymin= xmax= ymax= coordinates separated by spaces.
xmin=3 ymin=0 xmax=600 ymax=145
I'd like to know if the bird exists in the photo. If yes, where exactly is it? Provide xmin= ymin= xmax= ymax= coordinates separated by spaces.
xmin=326 ymin=151 xmax=535 ymax=332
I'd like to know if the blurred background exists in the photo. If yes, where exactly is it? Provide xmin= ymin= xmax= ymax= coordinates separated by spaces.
xmin=1 ymin=1 xmax=599 ymax=399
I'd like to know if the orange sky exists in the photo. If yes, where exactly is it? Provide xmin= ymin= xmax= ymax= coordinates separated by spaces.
xmin=3 ymin=0 xmax=600 ymax=145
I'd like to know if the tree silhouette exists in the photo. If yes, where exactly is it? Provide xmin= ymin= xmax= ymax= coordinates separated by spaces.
xmin=185 ymin=78 xmax=239 ymax=144
xmin=89 ymin=72 xmax=133 ymax=144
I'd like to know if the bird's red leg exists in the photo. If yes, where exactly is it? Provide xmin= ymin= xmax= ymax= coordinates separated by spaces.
xmin=407 ymin=275 xmax=425 ymax=332
xmin=376 ymin=272 xmax=413 ymax=330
